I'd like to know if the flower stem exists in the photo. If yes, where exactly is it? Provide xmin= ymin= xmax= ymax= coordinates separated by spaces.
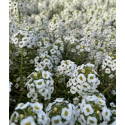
xmin=19 ymin=10 xmax=21 ymax=24
xmin=17 ymin=48 xmax=24 ymax=104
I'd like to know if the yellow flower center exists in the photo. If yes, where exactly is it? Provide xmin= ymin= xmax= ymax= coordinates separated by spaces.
xmin=42 ymin=115 xmax=44 ymax=120
xmin=38 ymin=82 xmax=42 ymax=85
xmin=81 ymin=46 xmax=83 ymax=49
xmin=20 ymin=104 xmax=24 ymax=107
xmin=96 ymin=110 xmax=100 ymax=114
xmin=98 ymin=101 xmax=102 ymax=104
xmin=90 ymin=76 xmax=93 ymax=79
xmin=42 ymin=90 xmax=45 ymax=92
xmin=69 ymin=66 xmax=71 ymax=69
xmin=86 ymin=108 xmax=90 ymax=112
xmin=90 ymin=120 xmax=94 ymax=124
xmin=44 ymin=74 xmax=47 ymax=77
xmin=65 ymin=111 xmax=68 ymax=116
xmin=54 ymin=107 xmax=57 ymax=111
xmin=83 ymin=85 xmax=87 ymax=88
xmin=20 ymin=114 xmax=24 ymax=119
xmin=25 ymin=122 xmax=31 ymax=125
xmin=34 ymin=106 xmax=39 ymax=110
xmin=41 ymin=64 xmax=44 ymax=66
xmin=79 ymin=76 xmax=83 ymax=80
xmin=109 ymin=53 xmax=112 ymax=56
xmin=34 ymin=73 xmax=37 ymax=76
xmin=105 ymin=111 xmax=108 ymax=116
xmin=82 ymin=69 xmax=85 ymax=73
xmin=54 ymin=120 xmax=59 ymax=124
xmin=66 ymin=61 xmax=69 ymax=64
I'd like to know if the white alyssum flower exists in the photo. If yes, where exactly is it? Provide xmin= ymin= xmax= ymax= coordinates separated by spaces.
xmin=44 ymin=59 xmax=51 ymax=65
xmin=96 ymin=98 xmax=106 ymax=106
xmin=61 ymin=108 xmax=72 ymax=121
xmin=105 ymin=68 xmax=111 ymax=74
xmin=82 ymin=82 xmax=90 ymax=91
xmin=54 ymin=98 xmax=64 ymax=102
xmin=87 ymin=116 xmax=97 ymax=125
xmin=51 ymin=115 xmax=62 ymax=125
xmin=83 ymin=104 xmax=94 ymax=116
xmin=109 ymin=74 xmax=114 ymax=79
xmin=86 ymin=95 xmax=98 ymax=102
xmin=102 ymin=107 xmax=112 ymax=121
xmin=110 ymin=102 xmax=116 ymax=107
xmin=42 ymin=71 xmax=51 ymax=79
xmin=77 ymin=74 xmax=86 ymax=83
xmin=111 ymin=109 xmax=116 ymax=115
xmin=35 ymin=79 xmax=45 ymax=89
xmin=32 ymin=102 xmax=43 ymax=112
xmin=37 ymin=110 xmax=49 ymax=125
xmin=70 ymin=86 xmax=77 ymax=94
xmin=87 ymin=74 xmax=97 ymax=83
xmin=15 ymin=102 xmax=30 ymax=110
xmin=20 ymin=116 xmax=36 ymax=125
xmin=78 ymin=114 xmax=86 ymax=124
xmin=73 ymin=97 xmax=79 ymax=104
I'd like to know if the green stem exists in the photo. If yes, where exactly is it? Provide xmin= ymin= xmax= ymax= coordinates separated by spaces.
xmin=102 ymin=84 xmax=111 ymax=95
xmin=19 ymin=10 xmax=21 ymax=24
xmin=20 ymin=48 xmax=24 ymax=83
xmin=17 ymin=48 xmax=24 ymax=104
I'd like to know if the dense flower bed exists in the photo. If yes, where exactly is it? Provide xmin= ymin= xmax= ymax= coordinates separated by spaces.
xmin=9 ymin=0 xmax=116 ymax=124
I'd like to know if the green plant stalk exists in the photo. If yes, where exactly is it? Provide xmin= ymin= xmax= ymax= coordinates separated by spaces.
xmin=102 ymin=84 xmax=111 ymax=95
xmin=20 ymin=48 xmax=24 ymax=82
xmin=17 ymin=48 xmax=24 ymax=104
xmin=19 ymin=9 xmax=21 ymax=24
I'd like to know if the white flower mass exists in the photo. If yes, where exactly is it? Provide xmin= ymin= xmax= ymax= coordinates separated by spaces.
xmin=9 ymin=0 xmax=116 ymax=124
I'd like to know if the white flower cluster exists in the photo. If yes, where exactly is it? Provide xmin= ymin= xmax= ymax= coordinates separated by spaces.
xmin=79 ymin=38 xmax=91 ymax=52
xmin=54 ymin=38 xmax=64 ymax=52
xmin=47 ymin=44 xmax=62 ymax=65
xmin=34 ymin=54 xmax=53 ymax=72
xmin=48 ymin=17 xmax=63 ymax=39
xmin=78 ymin=93 xmax=112 ymax=125
xmin=9 ymin=0 xmax=27 ymax=24
xmin=10 ymin=102 xmax=50 ymax=125
xmin=26 ymin=0 xmax=39 ymax=15
xmin=57 ymin=60 xmax=77 ymax=77
xmin=63 ymin=37 xmax=91 ymax=62
xmin=37 ymin=44 xmax=62 ymax=66
xmin=67 ymin=63 xmax=100 ymax=97
xmin=26 ymin=70 xmax=54 ymax=101
xmin=11 ymin=30 xmax=35 ymax=48
xmin=102 ymin=55 xmax=116 ymax=78
xmin=36 ymin=37 xmax=51 ymax=49
xmin=45 ymin=98 xmax=80 ymax=125
xmin=9 ymin=19 xmax=18 ymax=41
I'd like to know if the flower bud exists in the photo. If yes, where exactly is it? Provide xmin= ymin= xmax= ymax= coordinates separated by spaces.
xmin=96 ymin=110 xmax=100 ymax=114
xmin=20 ymin=114 xmax=24 ymax=119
